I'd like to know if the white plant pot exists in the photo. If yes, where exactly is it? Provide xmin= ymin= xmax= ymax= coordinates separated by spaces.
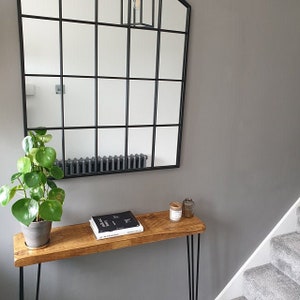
xmin=21 ymin=221 xmax=52 ymax=249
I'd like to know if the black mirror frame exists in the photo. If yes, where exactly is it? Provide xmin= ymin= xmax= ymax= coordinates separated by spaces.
xmin=17 ymin=0 xmax=191 ymax=178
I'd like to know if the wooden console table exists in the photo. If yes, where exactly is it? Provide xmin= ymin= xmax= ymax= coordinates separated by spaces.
xmin=14 ymin=211 xmax=206 ymax=300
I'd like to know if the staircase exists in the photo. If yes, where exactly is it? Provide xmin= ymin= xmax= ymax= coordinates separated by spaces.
xmin=231 ymin=231 xmax=300 ymax=300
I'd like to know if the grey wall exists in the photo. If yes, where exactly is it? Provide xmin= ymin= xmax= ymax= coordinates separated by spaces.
xmin=1 ymin=1 xmax=300 ymax=299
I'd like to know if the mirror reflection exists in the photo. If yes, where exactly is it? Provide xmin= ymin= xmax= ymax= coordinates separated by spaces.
xmin=23 ymin=19 xmax=60 ymax=74
xmin=18 ymin=0 xmax=191 ymax=177
xmin=63 ymin=23 xmax=95 ymax=76
xmin=130 ymin=29 xmax=157 ymax=78
xmin=63 ymin=0 xmax=95 ymax=21
xmin=64 ymin=78 xmax=95 ymax=126
xmin=98 ymin=26 xmax=127 ymax=77
xmin=98 ymin=79 xmax=126 ymax=126
xmin=129 ymin=80 xmax=155 ymax=125
xmin=25 ymin=76 xmax=62 ymax=127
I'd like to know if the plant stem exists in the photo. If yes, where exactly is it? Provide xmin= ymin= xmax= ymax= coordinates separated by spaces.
xmin=17 ymin=178 xmax=27 ymax=198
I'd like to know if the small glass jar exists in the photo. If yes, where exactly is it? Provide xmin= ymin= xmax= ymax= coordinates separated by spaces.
xmin=182 ymin=198 xmax=195 ymax=218
xmin=169 ymin=201 xmax=182 ymax=222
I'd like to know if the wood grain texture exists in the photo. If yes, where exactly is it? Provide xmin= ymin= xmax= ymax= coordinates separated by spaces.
xmin=14 ymin=210 xmax=206 ymax=267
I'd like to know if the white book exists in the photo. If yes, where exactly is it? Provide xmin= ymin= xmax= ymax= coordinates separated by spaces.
xmin=89 ymin=210 xmax=144 ymax=240
xmin=89 ymin=219 xmax=144 ymax=240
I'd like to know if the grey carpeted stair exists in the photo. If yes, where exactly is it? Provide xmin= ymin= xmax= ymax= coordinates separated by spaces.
xmin=271 ymin=231 xmax=300 ymax=285
xmin=229 ymin=231 xmax=300 ymax=300
xmin=243 ymin=263 xmax=300 ymax=299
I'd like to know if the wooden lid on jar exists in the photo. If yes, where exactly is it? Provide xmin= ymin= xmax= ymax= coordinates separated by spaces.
xmin=169 ymin=201 xmax=182 ymax=211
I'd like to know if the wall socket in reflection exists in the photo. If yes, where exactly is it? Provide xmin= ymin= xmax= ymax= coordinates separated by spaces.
xmin=26 ymin=84 xmax=36 ymax=96
xmin=55 ymin=84 xmax=65 ymax=94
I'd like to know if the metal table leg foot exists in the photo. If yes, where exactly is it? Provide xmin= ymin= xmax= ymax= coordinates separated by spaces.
xmin=186 ymin=234 xmax=201 ymax=300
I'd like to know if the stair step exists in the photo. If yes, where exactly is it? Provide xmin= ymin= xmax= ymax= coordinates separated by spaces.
xmin=231 ymin=297 xmax=247 ymax=300
xmin=243 ymin=263 xmax=300 ymax=300
xmin=271 ymin=231 xmax=300 ymax=285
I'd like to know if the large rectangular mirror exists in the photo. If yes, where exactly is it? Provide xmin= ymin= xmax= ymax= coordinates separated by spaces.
xmin=18 ymin=0 xmax=191 ymax=177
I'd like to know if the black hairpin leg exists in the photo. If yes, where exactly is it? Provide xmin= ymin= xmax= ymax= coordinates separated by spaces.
xmin=19 ymin=267 xmax=24 ymax=300
xmin=36 ymin=263 xmax=42 ymax=300
xmin=186 ymin=234 xmax=201 ymax=300
xmin=19 ymin=263 xmax=42 ymax=300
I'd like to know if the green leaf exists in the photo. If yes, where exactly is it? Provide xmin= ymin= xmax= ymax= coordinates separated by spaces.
xmin=34 ymin=128 xmax=47 ymax=136
xmin=24 ymin=172 xmax=41 ymax=188
xmin=50 ymin=165 xmax=64 ymax=179
xmin=35 ymin=147 xmax=56 ymax=168
xmin=17 ymin=157 xmax=32 ymax=174
xmin=22 ymin=136 xmax=33 ymax=154
xmin=9 ymin=186 xmax=17 ymax=202
xmin=11 ymin=198 xmax=38 ymax=226
xmin=39 ymin=200 xmax=62 ymax=221
xmin=47 ymin=179 xmax=57 ymax=189
xmin=39 ymin=134 xmax=52 ymax=144
xmin=39 ymin=172 xmax=47 ymax=185
xmin=48 ymin=188 xmax=65 ymax=204
xmin=30 ymin=186 xmax=44 ymax=200
xmin=11 ymin=172 xmax=22 ymax=183
xmin=0 ymin=185 xmax=14 ymax=206
xmin=29 ymin=148 xmax=38 ymax=164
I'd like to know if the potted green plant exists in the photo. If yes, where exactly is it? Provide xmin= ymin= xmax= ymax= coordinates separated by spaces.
xmin=0 ymin=129 xmax=65 ymax=248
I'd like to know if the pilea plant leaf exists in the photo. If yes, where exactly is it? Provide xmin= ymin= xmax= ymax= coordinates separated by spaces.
xmin=50 ymin=166 xmax=64 ymax=179
xmin=17 ymin=157 xmax=31 ymax=174
xmin=35 ymin=147 xmax=56 ymax=169
xmin=11 ymin=198 xmax=39 ymax=226
xmin=48 ymin=188 xmax=65 ymax=204
xmin=38 ymin=134 xmax=52 ymax=144
xmin=22 ymin=136 xmax=33 ymax=154
xmin=47 ymin=179 xmax=57 ymax=189
xmin=0 ymin=185 xmax=16 ymax=206
xmin=29 ymin=148 xmax=38 ymax=164
xmin=39 ymin=172 xmax=47 ymax=185
xmin=30 ymin=186 xmax=44 ymax=200
xmin=24 ymin=172 xmax=42 ymax=188
xmin=34 ymin=128 xmax=47 ymax=136
xmin=39 ymin=200 xmax=62 ymax=221
xmin=11 ymin=172 xmax=22 ymax=183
